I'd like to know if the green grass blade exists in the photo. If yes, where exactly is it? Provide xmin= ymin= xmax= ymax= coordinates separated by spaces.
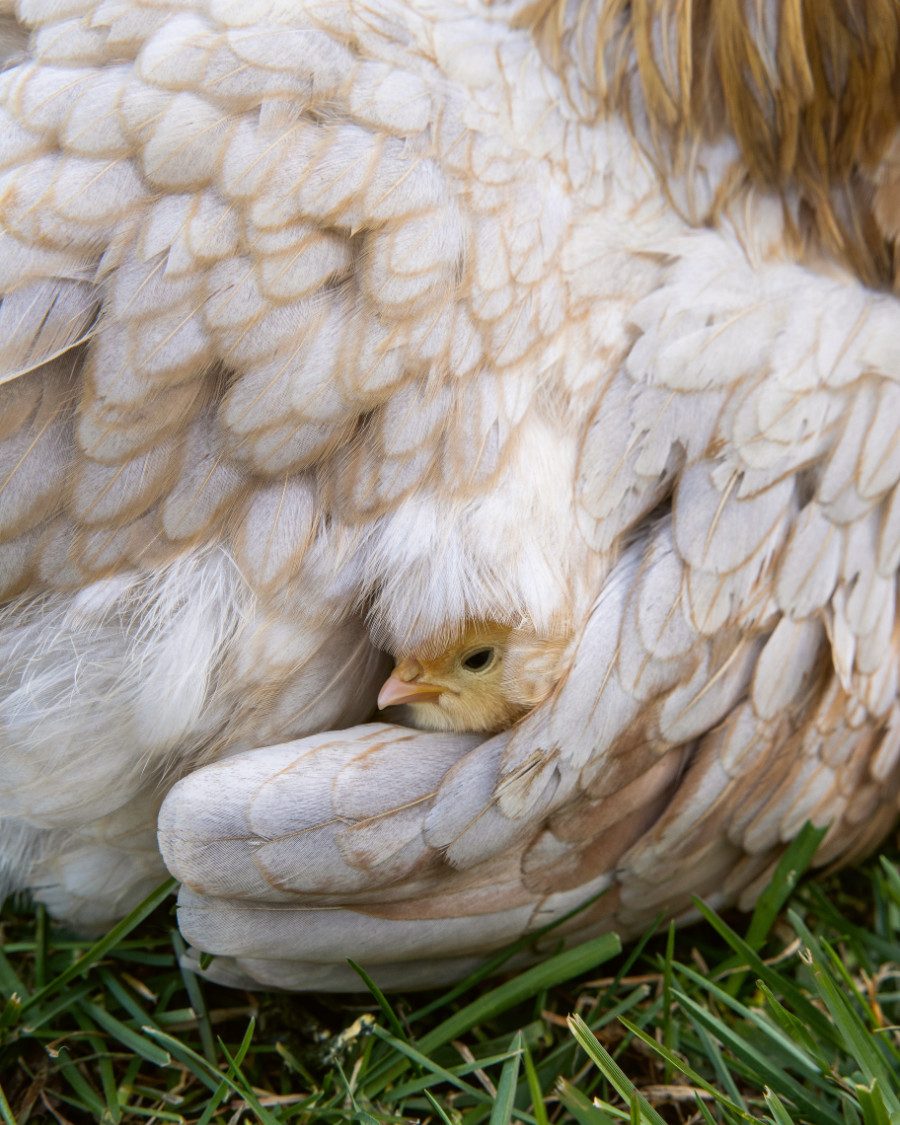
xmin=72 ymin=1005 xmax=122 ymax=1123
xmin=801 ymin=884 xmax=900 ymax=966
xmin=672 ymin=990 xmax=842 ymax=1124
xmin=764 ymin=1087 xmax=795 ymax=1125
xmin=789 ymin=913 xmax=900 ymax=1111
xmin=142 ymin=1025 xmax=244 ymax=1101
xmin=522 ymin=1040 xmax=549 ymax=1125
xmin=690 ymin=898 xmax=835 ymax=1042
xmin=408 ymin=888 xmax=613 ymax=1025
xmin=567 ymin=1014 xmax=667 ymax=1125
xmin=420 ymin=935 xmax=621 ymax=1054
xmin=17 ymin=981 xmax=92 ymax=1032
xmin=363 ymin=933 xmax=620 ymax=1099
xmin=856 ymin=1080 xmax=891 ymax=1125
xmin=370 ymin=1025 xmax=493 ymax=1106
xmin=490 ymin=1031 xmax=523 ymax=1125
xmin=746 ymin=824 xmax=826 ymax=951
xmin=170 ymin=929 xmax=217 ymax=1065
xmin=348 ymin=960 xmax=408 ymax=1042
xmin=877 ymin=858 xmax=900 ymax=907
xmin=557 ymin=1079 xmax=620 ymax=1124
xmin=617 ymin=1017 xmax=754 ymax=1121
xmin=660 ymin=923 xmax=676 ymax=1081
xmin=673 ymin=965 xmax=833 ymax=1087
xmin=20 ymin=879 xmax=177 ymax=1016
xmin=423 ymin=1090 xmax=455 ymax=1125
xmin=215 ymin=1022 xmax=280 ymax=1125
xmin=690 ymin=1024 xmax=748 ymax=1113
xmin=0 ymin=1081 xmax=17 ymax=1125
xmin=756 ymin=981 xmax=831 ymax=1068
xmin=113 ymin=1105 xmax=185 ymax=1122
xmin=0 ymin=947 xmax=28 ymax=1002
xmin=78 ymin=998 xmax=172 ymax=1067
xmin=55 ymin=1045 xmax=107 ymax=1119
xmin=33 ymin=905 xmax=48 ymax=991
xmin=388 ymin=1047 xmax=533 ymax=1103
xmin=722 ymin=823 xmax=826 ymax=998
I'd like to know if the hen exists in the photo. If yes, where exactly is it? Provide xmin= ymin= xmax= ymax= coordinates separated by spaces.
xmin=1 ymin=0 xmax=899 ymax=988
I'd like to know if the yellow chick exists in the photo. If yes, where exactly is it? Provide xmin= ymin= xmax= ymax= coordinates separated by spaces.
xmin=376 ymin=622 xmax=568 ymax=733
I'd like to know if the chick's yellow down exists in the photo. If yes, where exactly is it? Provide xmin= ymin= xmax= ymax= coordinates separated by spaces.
xmin=377 ymin=623 xmax=568 ymax=733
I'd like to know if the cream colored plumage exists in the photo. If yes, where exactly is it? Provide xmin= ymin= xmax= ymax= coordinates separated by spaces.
xmin=0 ymin=0 xmax=899 ymax=986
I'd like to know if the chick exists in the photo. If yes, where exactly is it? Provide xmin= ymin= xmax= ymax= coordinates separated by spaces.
xmin=377 ymin=622 xmax=568 ymax=733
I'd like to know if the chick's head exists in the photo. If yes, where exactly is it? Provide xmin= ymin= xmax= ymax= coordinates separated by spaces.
xmin=377 ymin=621 xmax=568 ymax=733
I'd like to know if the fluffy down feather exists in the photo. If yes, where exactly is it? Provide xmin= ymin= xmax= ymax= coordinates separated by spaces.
xmin=1 ymin=0 xmax=899 ymax=982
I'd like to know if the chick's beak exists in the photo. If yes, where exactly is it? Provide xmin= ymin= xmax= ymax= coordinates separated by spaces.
xmin=377 ymin=672 xmax=442 ymax=710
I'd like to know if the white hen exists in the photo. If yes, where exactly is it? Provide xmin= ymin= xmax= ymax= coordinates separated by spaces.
xmin=0 ymin=0 xmax=899 ymax=985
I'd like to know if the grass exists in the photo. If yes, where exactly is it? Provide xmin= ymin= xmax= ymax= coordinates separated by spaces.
xmin=1 ymin=826 xmax=898 ymax=1124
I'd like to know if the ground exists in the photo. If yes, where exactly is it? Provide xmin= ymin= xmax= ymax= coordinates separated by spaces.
xmin=1 ymin=827 xmax=898 ymax=1124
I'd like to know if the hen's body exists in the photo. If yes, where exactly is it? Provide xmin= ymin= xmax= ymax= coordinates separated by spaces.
xmin=1 ymin=0 xmax=899 ymax=984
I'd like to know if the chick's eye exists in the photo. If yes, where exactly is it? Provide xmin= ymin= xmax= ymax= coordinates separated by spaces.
xmin=462 ymin=647 xmax=495 ymax=672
